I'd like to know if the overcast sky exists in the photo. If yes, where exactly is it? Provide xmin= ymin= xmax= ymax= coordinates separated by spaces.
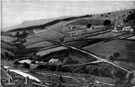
xmin=2 ymin=1 xmax=135 ymax=29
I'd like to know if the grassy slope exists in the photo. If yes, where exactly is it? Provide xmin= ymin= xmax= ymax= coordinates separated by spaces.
xmin=83 ymin=40 xmax=135 ymax=70
xmin=24 ymin=9 xmax=135 ymax=48
xmin=83 ymin=40 xmax=135 ymax=59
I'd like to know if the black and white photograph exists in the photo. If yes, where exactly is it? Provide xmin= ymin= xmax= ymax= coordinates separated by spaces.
xmin=1 ymin=0 xmax=135 ymax=87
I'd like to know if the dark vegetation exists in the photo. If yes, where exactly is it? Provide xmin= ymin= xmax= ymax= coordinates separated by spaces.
xmin=125 ymin=12 xmax=135 ymax=22
xmin=15 ymin=31 xmax=28 ymax=39
xmin=110 ymin=52 xmax=135 ymax=62
xmin=13 ymin=61 xmax=20 ymax=65
xmin=68 ymin=19 xmax=104 ymax=26
xmin=38 ymin=49 xmax=96 ymax=63
xmin=35 ymin=62 xmax=128 ymax=81
xmin=101 ymin=14 xmax=104 ymax=17
xmin=108 ymin=13 xmax=111 ymax=15
xmin=1 ymin=30 xmax=34 ymax=60
xmin=23 ymin=63 xmax=30 ymax=69
xmin=123 ymin=11 xmax=135 ymax=26
xmin=122 ymin=14 xmax=125 ymax=17
xmin=8 ymin=14 xmax=93 ymax=32
xmin=86 ymin=24 xmax=92 ymax=28
xmin=1 ymin=38 xmax=17 ymax=60
xmin=103 ymin=20 xmax=111 ymax=26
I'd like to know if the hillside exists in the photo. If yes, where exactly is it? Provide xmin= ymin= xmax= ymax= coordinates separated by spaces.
xmin=7 ymin=8 xmax=135 ymax=33
xmin=4 ymin=16 xmax=72 ymax=31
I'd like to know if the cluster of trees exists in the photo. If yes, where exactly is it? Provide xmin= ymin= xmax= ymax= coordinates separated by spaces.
xmin=35 ymin=63 xmax=127 ymax=80
xmin=1 ymin=30 xmax=30 ymax=60
xmin=103 ymin=20 xmax=111 ymax=26
xmin=125 ymin=12 xmax=135 ymax=23
xmin=103 ymin=20 xmax=112 ymax=29
xmin=100 ymin=12 xmax=111 ymax=17
xmin=15 ymin=31 xmax=28 ymax=42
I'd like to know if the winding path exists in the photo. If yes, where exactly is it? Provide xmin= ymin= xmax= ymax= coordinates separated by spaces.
xmin=63 ymin=44 xmax=131 ymax=73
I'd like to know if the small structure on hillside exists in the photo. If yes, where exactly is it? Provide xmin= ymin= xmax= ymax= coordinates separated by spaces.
xmin=33 ymin=29 xmax=45 ymax=33
xmin=48 ymin=58 xmax=62 ymax=65
xmin=86 ymin=24 xmax=94 ymax=31
xmin=122 ymin=26 xmax=134 ymax=33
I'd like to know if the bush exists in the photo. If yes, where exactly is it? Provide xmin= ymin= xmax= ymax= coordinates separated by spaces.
xmin=103 ymin=20 xmax=111 ymax=26
xmin=31 ymin=61 xmax=36 ymax=64
xmin=101 ymin=14 xmax=104 ymax=17
xmin=113 ymin=52 xmax=120 ymax=58
xmin=125 ymin=12 xmax=135 ymax=22
xmin=109 ymin=56 xmax=115 ymax=61
xmin=14 ymin=61 xmax=20 ymax=65
xmin=48 ymin=64 xmax=57 ymax=71
xmin=61 ymin=66 xmax=69 ymax=72
xmin=129 ymin=11 xmax=132 ymax=14
xmin=87 ymin=24 xmax=92 ymax=28
xmin=122 ymin=15 xmax=125 ymax=17
xmin=36 ymin=65 xmax=45 ymax=69
xmin=108 ymin=13 xmax=111 ymax=15
xmin=23 ymin=63 xmax=30 ymax=69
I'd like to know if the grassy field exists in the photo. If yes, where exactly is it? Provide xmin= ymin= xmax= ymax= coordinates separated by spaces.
xmin=83 ymin=40 xmax=135 ymax=60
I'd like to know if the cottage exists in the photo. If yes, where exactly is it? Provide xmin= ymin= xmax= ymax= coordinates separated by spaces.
xmin=122 ymin=26 xmax=134 ymax=33
xmin=48 ymin=58 xmax=62 ymax=65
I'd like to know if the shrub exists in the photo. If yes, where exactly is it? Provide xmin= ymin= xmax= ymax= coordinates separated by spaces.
xmin=31 ymin=61 xmax=36 ymax=64
xmin=14 ymin=61 xmax=20 ymax=65
xmin=48 ymin=64 xmax=57 ymax=71
xmin=109 ymin=56 xmax=115 ymax=61
xmin=129 ymin=11 xmax=132 ymax=14
xmin=23 ymin=63 xmax=30 ymax=69
xmin=103 ymin=20 xmax=111 ymax=26
xmin=122 ymin=15 xmax=125 ymax=17
xmin=101 ymin=14 xmax=104 ymax=17
xmin=36 ymin=65 xmax=45 ymax=69
xmin=61 ymin=66 xmax=69 ymax=72
xmin=108 ymin=13 xmax=111 ymax=15
xmin=125 ymin=12 xmax=135 ymax=22
xmin=87 ymin=24 xmax=92 ymax=28
xmin=113 ymin=52 xmax=120 ymax=58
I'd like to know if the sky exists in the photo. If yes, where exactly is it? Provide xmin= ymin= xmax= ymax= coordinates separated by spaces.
xmin=2 ymin=1 xmax=135 ymax=30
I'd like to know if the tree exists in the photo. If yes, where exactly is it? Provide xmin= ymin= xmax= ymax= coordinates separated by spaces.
xmin=87 ymin=24 xmax=92 ymax=28
xmin=22 ymin=31 xmax=28 ymax=38
xmin=103 ymin=20 xmax=111 ymax=26
xmin=23 ymin=63 xmax=30 ymax=69
xmin=125 ymin=12 xmax=135 ymax=22
xmin=15 ymin=31 xmax=20 ymax=37
xmin=36 ymin=65 xmax=45 ymax=69
xmin=113 ymin=52 xmax=120 ymax=58
xmin=110 ymin=52 xmax=120 ymax=61
xmin=129 ymin=11 xmax=132 ymax=14
xmin=14 ymin=61 xmax=20 ymax=65
xmin=14 ymin=31 xmax=28 ymax=44
xmin=108 ymin=13 xmax=111 ymax=15
xmin=101 ymin=14 xmax=104 ymax=17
